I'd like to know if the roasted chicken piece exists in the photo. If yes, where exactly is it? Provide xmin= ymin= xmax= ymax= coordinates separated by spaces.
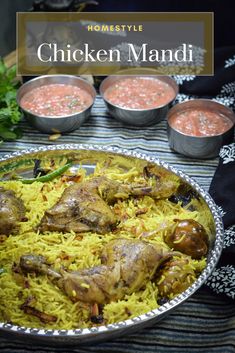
xmin=0 ymin=187 xmax=25 ymax=236
xmin=143 ymin=164 xmax=179 ymax=199
xmin=57 ymin=239 xmax=164 ymax=304
xmin=39 ymin=175 xmax=178 ymax=234
xmin=58 ymin=265 xmax=118 ymax=304
xmin=156 ymin=256 xmax=196 ymax=299
xmin=19 ymin=238 xmax=165 ymax=304
xmin=101 ymin=238 xmax=162 ymax=295
xmin=92 ymin=173 xmax=178 ymax=202
xmin=39 ymin=177 xmax=118 ymax=234
xmin=164 ymin=219 xmax=209 ymax=259
xmin=19 ymin=254 xmax=61 ymax=278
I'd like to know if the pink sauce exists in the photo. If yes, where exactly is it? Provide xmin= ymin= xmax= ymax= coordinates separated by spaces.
xmin=20 ymin=84 xmax=93 ymax=116
xmin=169 ymin=108 xmax=234 ymax=137
xmin=104 ymin=77 xmax=176 ymax=110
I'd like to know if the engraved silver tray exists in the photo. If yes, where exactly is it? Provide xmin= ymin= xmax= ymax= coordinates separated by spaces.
xmin=0 ymin=144 xmax=224 ymax=345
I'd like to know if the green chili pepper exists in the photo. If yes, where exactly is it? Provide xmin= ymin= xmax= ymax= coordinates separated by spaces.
xmin=0 ymin=268 xmax=7 ymax=275
xmin=19 ymin=162 xmax=72 ymax=184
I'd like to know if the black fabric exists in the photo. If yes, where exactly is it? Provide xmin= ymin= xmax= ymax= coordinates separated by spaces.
xmin=209 ymin=146 xmax=235 ymax=229
xmin=206 ymin=143 xmax=235 ymax=297
xmin=180 ymin=46 xmax=235 ymax=96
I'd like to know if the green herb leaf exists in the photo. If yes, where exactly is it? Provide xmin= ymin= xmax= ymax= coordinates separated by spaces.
xmin=0 ymin=268 xmax=7 ymax=275
xmin=6 ymin=65 xmax=17 ymax=82
xmin=0 ymin=57 xmax=22 ymax=142
xmin=0 ymin=124 xmax=17 ymax=140
xmin=13 ymin=126 xmax=23 ymax=138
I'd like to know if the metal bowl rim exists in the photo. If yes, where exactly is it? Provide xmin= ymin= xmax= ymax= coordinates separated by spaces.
xmin=16 ymin=75 xmax=96 ymax=119
xmin=167 ymin=98 xmax=235 ymax=139
xmin=99 ymin=75 xmax=179 ymax=112
xmin=0 ymin=144 xmax=224 ymax=340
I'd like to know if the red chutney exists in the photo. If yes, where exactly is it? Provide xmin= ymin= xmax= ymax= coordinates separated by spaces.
xmin=169 ymin=108 xmax=234 ymax=137
xmin=20 ymin=84 xmax=93 ymax=116
xmin=104 ymin=77 xmax=176 ymax=110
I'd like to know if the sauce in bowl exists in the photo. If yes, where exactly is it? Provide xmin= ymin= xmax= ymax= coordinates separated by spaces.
xmin=104 ymin=77 xmax=176 ymax=110
xmin=169 ymin=108 xmax=234 ymax=137
xmin=20 ymin=84 xmax=93 ymax=117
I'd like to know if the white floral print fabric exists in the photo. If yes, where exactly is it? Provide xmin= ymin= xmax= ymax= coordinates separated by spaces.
xmin=206 ymin=266 xmax=235 ymax=299
xmin=223 ymin=226 xmax=235 ymax=248
xmin=207 ymin=141 xmax=235 ymax=298
xmin=224 ymin=54 xmax=235 ymax=68
xmin=220 ymin=143 xmax=235 ymax=164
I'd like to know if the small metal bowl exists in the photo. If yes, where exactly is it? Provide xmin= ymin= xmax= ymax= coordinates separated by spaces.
xmin=17 ymin=75 xmax=96 ymax=134
xmin=167 ymin=99 xmax=235 ymax=159
xmin=100 ymin=74 xmax=178 ymax=126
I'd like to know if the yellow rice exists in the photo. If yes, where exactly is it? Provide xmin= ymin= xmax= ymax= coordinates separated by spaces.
xmin=0 ymin=162 xmax=207 ymax=329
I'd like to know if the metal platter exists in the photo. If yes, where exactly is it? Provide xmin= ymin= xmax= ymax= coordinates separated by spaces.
xmin=0 ymin=144 xmax=224 ymax=345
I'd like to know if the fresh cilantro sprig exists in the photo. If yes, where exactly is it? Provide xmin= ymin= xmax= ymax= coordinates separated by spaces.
xmin=0 ymin=58 xmax=22 ymax=144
